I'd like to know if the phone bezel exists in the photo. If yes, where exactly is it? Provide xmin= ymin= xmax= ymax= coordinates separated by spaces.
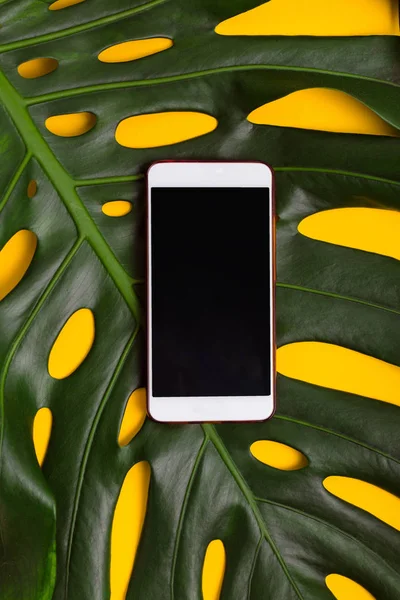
xmin=147 ymin=161 xmax=275 ymax=423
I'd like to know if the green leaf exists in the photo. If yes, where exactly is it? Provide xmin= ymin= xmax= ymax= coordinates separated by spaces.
xmin=0 ymin=1 xmax=399 ymax=599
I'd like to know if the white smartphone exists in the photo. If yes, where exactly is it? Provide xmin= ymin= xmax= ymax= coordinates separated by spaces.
xmin=147 ymin=161 xmax=275 ymax=423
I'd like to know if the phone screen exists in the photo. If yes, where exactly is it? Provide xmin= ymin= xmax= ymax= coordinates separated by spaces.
xmin=150 ymin=187 xmax=272 ymax=398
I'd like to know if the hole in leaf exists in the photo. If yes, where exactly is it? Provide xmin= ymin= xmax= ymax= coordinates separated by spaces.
xmin=33 ymin=408 xmax=52 ymax=467
xmin=298 ymin=207 xmax=400 ymax=261
xmin=118 ymin=388 xmax=147 ymax=447
xmin=326 ymin=575 xmax=375 ymax=600
xmin=48 ymin=308 xmax=95 ymax=380
xmin=45 ymin=112 xmax=96 ymax=137
xmin=277 ymin=342 xmax=400 ymax=407
xmin=49 ymin=0 xmax=86 ymax=9
xmin=115 ymin=112 xmax=218 ymax=148
xmin=324 ymin=477 xmax=400 ymax=531
xmin=110 ymin=461 xmax=150 ymax=600
xmin=215 ymin=0 xmax=399 ymax=36
xmin=0 ymin=230 xmax=37 ymax=302
xmin=247 ymin=89 xmax=399 ymax=137
xmin=98 ymin=38 xmax=173 ymax=63
xmin=202 ymin=540 xmax=226 ymax=600
xmin=17 ymin=58 xmax=58 ymax=79
xmin=251 ymin=440 xmax=308 ymax=470
xmin=102 ymin=201 xmax=132 ymax=218
xmin=27 ymin=180 xmax=37 ymax=198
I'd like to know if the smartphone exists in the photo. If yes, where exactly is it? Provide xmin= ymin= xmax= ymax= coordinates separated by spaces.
xmin=147 ymin=161 xmax=275 ymax=423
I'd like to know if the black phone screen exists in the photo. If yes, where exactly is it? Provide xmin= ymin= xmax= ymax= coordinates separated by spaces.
xmin=150 ymin=187 xmax=272 ymax=398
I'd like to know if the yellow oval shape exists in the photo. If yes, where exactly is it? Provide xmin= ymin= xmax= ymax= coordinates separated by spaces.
xmin=215 ymin=0 xmax=398 ymax=36
xmin=0 ymin=230 xmax=37 ymax=302
xmin=202 ymin=540 xmax=226 ymax=600
xmin=110 ymin=461 xmax=151 ymax=600
xmin=49 ymin=0 xmax=85 ymax=9
xmin=277 ymin=342 xmax=400 ymax=408
xmin=299 ymin=207 xmax=400 ymax=261
xmin=27 ymin=180 xmax=37 ymax=198
xmin=17 ymin=58 xmax=58 ymax=79
xmin=98 ymin=38 xmax=173 ymax=64
xmin=48 ymin=308 xmax=95 ymax=380
xmin=250 ymin=440 xmax=308 ymax=471
xmin=247 ymin=89 xmax=399 ymax=137
xmin=326 ymin=574 xmax=375 ymax=600
xmin=33 ymin=408 xmax=52 ymax=467
xmin=118 ymin=388 xmax=147 ymax=447
xmin=324 ymin=477 xmax=400 ymax=531
xmin=102 ymin=201 xmax=133 ymax=218
xmin=115 ymin=112 xmax=218 ymax=148
xmin=45 ymin=112 xmax=96 ymax=137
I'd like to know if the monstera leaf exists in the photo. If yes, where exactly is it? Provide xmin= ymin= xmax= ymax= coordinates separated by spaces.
xmin=1 ymin=1 xmax=400 ymax=599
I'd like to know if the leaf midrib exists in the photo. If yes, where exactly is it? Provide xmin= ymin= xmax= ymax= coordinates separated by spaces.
xmin=0 ymin=67 xmax=139 ymax=317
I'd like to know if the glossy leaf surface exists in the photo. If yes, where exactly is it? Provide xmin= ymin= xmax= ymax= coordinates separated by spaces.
xmin=0 ymin=1 xmax=399 ymax=599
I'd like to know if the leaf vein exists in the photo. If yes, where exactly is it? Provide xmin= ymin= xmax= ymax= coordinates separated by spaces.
xmin=275 ymin=166 xmax=400 ymax=186
xmin=247 ymin=535 xmax=262 ymax=600
xmin=203 ymin=424 xmax=305 ymax=600
xmin=0 ymin=238 xmax=83 ymax=489
xmin=0 ymin=152 xmax=31 ymax=213
xmin=25 ymin=64 xmax=400 ymax=106
xmin=254 ymin=496 xmax=400 ymax=580
xmin=64 ymin=328 xmax=139 ymax=598
xmin=0 ymin=0 xmax=168 ymax=53
xmin=275 ymin=414 xmax=400 ymax=466
xmin=170 ymin=436 xmax=209 ymax=600
xmin=277 ymin=282 xmax=400 ymax=317
xmin=0 ymin=67 xmax=139 ymax=318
